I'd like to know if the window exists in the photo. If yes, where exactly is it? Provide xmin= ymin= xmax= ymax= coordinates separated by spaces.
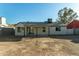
xmin=56 ymin=27 xmax=61 ymax=31
xmin=17 ymin=27 xmax=21 ymax=32
xmin=42 ymin=27 xmax=46 ymax=32
xmin=22 ymin=27 xmax=24 ymax=31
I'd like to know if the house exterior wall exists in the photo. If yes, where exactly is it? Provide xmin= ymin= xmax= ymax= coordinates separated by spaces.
xmin=24 ymin=27 xmax=49 ymax=36
xmin=37 ymin=27 xmax=48 ymax=36
xmin=15 ymin=27 xmax=24 ymax=36
xmin=49 ymin=26 xmax=73 ymax=35
xmin=66 ymin=29 xmax=73 ymax=35
xmin=15 ymin=26 xmax=74 ymax=36
xmin=15 ymin=24 xmax=24 ymax=36
xmin=15 ymin=23 xmax=74 ymax=36
xmin=15 ymin=26 xmax=49 ymax=36
xmin=74 ymin=28 xmax=79 ymax=34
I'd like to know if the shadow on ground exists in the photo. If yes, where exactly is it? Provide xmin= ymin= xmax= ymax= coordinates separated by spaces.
xmin=0 ymin=35 xmax=22 ymax=42
xmin=49 ymin=35 xmax=79 ymax=43
xmin=0 ymin=35 xmax=79 ymax=43
xmin=24 ymin=35 xmax=79 ymax=43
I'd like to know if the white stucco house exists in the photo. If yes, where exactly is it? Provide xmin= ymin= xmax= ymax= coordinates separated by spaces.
xmin=0 ymin=17 xmax=8 ymax=27
xmin=15 ymin=19 xmax=74 ymax=36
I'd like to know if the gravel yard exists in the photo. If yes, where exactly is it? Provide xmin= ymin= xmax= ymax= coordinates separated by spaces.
xmin=0 ymin=35 xmax=78 ymax=56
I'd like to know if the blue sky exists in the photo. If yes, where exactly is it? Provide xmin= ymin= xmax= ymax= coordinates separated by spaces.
xmin=0 ymin=3 xmax=79 ymax=24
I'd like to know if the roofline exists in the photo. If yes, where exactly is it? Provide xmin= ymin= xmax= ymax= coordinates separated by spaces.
xmin=67 ymin=19 xmax=79 ymax=24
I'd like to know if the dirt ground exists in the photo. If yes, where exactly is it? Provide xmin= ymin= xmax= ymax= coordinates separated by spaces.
xmin=0 ymin=35 xmax=79 ymax=56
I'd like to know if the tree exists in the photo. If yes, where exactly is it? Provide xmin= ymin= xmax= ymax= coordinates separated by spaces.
xmin=56 ymin=7 xmax=78 ymax=24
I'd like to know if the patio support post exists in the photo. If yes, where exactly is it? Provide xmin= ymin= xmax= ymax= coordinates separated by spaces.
xmin=24 ymin=25 xmax=26 ymax=37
